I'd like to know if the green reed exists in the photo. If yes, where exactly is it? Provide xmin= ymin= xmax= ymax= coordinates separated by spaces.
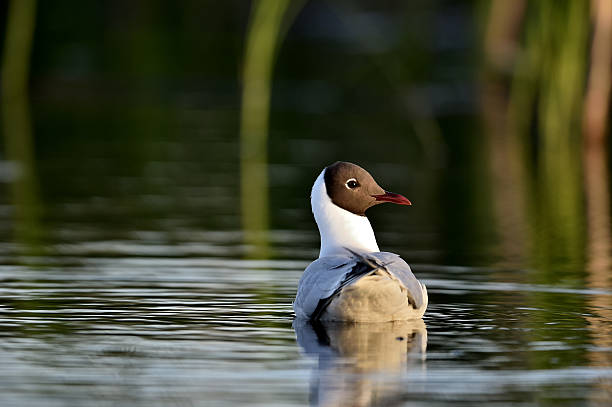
xmin=1 ymin=0 xmax=42 ymax=252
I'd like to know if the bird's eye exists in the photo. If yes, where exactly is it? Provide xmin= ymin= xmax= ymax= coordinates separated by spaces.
xmin=345 ymin=178 xmax=359 ymax=189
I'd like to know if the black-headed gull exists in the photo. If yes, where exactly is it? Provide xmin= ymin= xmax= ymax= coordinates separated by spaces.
xmin=293 ymin=161 xmax=428 ymax=322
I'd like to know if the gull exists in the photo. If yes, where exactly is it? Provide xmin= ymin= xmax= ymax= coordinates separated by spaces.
xmin=293 ymin=161 xmax=428 ymax=322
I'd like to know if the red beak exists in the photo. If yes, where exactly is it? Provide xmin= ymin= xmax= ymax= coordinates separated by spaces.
xmin=372 ymin=191 xmax=412 ymax=205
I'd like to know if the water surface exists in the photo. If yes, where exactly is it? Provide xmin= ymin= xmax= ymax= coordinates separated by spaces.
xmin=1 ymin=219 xmax=611 ymax=406
xmin=1 ymin=2 xmax=611 ymax=405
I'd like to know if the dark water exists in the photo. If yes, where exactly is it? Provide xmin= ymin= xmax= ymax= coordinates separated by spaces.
xmin=1 ymin=133 xmax=611 ymax=406
xmin=2 ymin=1 xmax=612 ymax=406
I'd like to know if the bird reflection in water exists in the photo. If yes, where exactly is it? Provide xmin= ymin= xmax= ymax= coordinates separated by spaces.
xmin=294 ymin=319 xmax=427 ymax=406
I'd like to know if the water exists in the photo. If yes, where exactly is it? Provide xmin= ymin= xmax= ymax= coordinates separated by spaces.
xmin=2 ymin=2 xmax=612 ymax=405
xmin=1 ymin=217 xmax=611 ymax=406
xmin=1 ymin=90 xmax=611 ymax=407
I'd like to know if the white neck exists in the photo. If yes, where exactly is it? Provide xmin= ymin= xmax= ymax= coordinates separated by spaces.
xmin=311 ymin=169 xmax=380 ymax=258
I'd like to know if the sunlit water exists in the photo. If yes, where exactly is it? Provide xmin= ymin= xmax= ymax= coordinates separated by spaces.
xmin=1 ymin=14 xmax=611 ymax=400
xmin=1 ymin=227 xmax=611 ymax=406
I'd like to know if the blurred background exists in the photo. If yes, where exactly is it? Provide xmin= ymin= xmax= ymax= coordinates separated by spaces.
xmin=2 ymin=0 xmax=612 ymax=276
xmin=1 ymin=1 xmax=611 ymax=405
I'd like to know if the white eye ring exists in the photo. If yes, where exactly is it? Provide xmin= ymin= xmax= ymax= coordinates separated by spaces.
xmin=345 ymin=178 xmax=358 ymax=189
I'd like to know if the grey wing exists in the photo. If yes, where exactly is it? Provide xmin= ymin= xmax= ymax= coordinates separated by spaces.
xmin=293 ymin=255 xmax=366 ymax=320
xmin=369 ymin=252 xmax=428 ymax=310
xmin=293 ymin=251 xmax=427 ymax=320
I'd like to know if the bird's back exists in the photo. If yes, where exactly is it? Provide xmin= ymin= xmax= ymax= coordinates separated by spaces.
xmin=293 ymin=251 xmax=427 ymax=322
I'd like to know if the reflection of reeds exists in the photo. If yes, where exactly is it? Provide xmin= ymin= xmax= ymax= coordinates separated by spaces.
xmin=1 ymin=0 xmax=41 ymax=250
xmin=240 ymin=0 xmax=293 ymax=258
xmin=484 ymin=0 xmax=595 ymax=278
xmin=481 ymin=0 xmax=528 ymax=265
xmin=484 ymin=2 xmax=612 ymax=389
xmin=584 ymin=145 xmax=612 ymax=403
xmin=583 ymin=1 xmax=612 ymax=392
xmin=521 ymin=1 xmax=588 ymax=278
xmin=583 ymin=0 xmax=612 ymax=143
